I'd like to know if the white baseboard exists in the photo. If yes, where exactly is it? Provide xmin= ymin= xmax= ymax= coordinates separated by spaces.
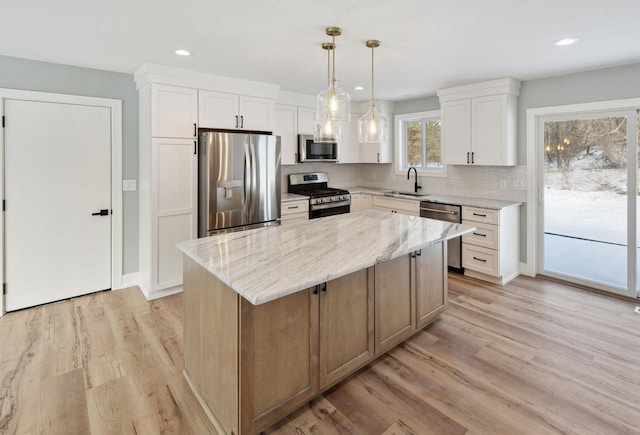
xmin=119 ymin=272 xmax=139 ymax=289
xmin=146 ymin=285 xmax=183 ymax=300
xmin=518 ymin=261 xmax=535 ymax=277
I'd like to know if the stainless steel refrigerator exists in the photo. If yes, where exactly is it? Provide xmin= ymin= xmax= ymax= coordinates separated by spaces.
xmin=198 ymin=130 xmax=281 ymax=236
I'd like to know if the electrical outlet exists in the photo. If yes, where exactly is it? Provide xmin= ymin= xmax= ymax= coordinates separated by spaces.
xmin=449 ymin=176 xmax=459 ymax=186
xmin=123 ymin=179 xmax=137 ymax=192
xmin=512 ymin=179 xmax=526 ymax=190
xmin=499 ymin=179 xmax=507 ymax=189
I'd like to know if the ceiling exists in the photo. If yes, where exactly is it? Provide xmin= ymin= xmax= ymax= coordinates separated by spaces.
xmin=1 ymin=0 xmax=639 ymax=102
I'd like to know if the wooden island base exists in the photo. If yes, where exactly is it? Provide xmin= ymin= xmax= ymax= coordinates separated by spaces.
xmin=183 ymin=242 xmax=447 ymax=435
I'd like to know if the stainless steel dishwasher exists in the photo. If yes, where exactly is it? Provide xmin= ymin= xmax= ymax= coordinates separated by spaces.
xmin=420 ymin=201 xmax=462 ymax=270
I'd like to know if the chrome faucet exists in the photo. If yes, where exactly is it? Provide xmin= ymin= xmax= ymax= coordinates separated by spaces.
xmin=407 ymin=167 xmax=422 ymax=193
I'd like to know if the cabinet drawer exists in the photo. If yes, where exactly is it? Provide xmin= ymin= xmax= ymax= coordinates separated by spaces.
xmin=282 ymin=200 xmax=309 ymax=216
xmin=462 ymin=244 xmax=499 ymax=276
xmin=462 ymin=206 xmax=499 ymax=225
xmin=462 ymin=220 xmax=499 ymax=250
xmin=281 ymin=213 xmax=308 ymax=223
xmin=372 ymin=196 xmax=420 ymax=216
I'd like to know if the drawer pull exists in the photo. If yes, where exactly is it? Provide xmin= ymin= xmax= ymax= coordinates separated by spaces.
xmin=473 ymin=256 xmax=487 ymax=263
xmin=473 ymin=232 xmax=487 ymax=237
xmin=287 ymin=205 xmax=299 ymax=209
xmin=473 ymin=212 xmax=487 ymax=217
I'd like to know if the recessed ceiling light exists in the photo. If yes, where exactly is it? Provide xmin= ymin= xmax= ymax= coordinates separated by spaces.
xmin=354 ymin=86 xmax=365 ymax=91
xmin=552 ymin=37 xmax=580 ymax=47
xmin=175 ymin=49 xmax=192 ymax=56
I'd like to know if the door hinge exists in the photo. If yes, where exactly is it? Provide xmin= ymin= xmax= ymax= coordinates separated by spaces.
xmin=2 ymin=116 xmax=4 ymax=128
xmin=3 ymin=283 xmax=6 ymax=295
xmin=2 ymin=200 xmax=4 ymax=211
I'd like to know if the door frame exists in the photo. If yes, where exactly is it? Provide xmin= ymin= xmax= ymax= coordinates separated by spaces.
xmin=526 ymin=98 xmax=640 ymax=297
xmin=0 ymin=88 xmax=123 ymax=316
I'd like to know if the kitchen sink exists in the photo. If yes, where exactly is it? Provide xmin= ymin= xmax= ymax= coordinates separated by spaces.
xmin=383 ymin=190 xmax=429 ymax=198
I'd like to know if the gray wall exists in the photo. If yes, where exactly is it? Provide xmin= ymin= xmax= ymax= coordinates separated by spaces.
xmin=518 ymin=62 xmax=640 ymax=164
xmin=0 ymin=55 xmax=139 ymax=274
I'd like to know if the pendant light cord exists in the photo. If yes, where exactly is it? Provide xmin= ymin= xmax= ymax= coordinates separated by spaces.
xmin=331 ymin=33 xmax=336 ymax=92
xmin=370 ymin=44 xmax=375 ymax=107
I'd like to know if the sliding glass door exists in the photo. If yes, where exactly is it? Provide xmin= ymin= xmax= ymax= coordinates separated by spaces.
xmin=539 ymin=110 xmax=638 ymax=298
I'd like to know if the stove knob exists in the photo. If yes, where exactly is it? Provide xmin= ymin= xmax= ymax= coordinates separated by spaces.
xmin=320 ymin=198 xmax=326 ymax=203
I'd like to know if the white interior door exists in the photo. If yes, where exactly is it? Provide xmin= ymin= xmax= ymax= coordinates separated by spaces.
xmin=5 ymin=99 xmax=112 ymax=311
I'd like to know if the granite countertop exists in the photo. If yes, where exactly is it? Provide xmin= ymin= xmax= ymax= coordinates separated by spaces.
xmin=345 ymin=186 xmax=521 ymax=210
xmin=178 ymin=209 xmax=475 ymax=305
xmin=282 ymin=192 xmax=309 ymax=202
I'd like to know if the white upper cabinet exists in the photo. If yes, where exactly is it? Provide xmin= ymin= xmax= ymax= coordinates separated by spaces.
xmin=275 ymin=104 xmax=298 ymax=165
xmin=151 ymin=84 xmax=198 ymax=138
xmin=438 ymin=78 xmax=520 ymax=166
xmin=199 ymin=90 xmax=275 ymax=131
xmin=297 ymin=107 xmax=315 ymax=135
xmin=338 ymin=112 xmax=360 ymax=164
xmin=440 ymin=99 xmax=471 ymax=165
xmin=240 ymin=95 xmax=276 ymax=131
xmin=198 ymin=91 xmax=238 ymax=130
xmin=338 ymin=105 xmax=393 ymax=164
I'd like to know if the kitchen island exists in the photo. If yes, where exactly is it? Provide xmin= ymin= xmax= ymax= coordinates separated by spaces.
xmin=178 ymin=209 xmax=474 ymax=435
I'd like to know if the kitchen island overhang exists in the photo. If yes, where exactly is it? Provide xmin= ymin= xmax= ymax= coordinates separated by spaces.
xmin=178 ymin=209 xmax=475 ymax=305
xmin=178 ymin=210 xmax=475 ymax=435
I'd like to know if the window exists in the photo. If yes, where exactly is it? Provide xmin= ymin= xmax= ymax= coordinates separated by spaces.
xmin=395 ymin=110 xmax=446 ymax=176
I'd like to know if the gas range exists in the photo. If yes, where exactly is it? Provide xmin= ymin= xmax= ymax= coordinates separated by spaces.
xmin=288 ymin=173 xmax=351 ymax=219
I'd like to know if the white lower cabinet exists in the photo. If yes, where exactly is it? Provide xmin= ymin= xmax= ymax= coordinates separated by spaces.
xmin=140 ymin=137 xmax=197 ymax=296
xmin=372 ymin=196 xmax=419 ymax=216
xmin=461 ymin=205 xmax=519 ymax=284
xmin=350 ymin=193 xmax=372 ymax=213
xmin=281 ymin=199 xmax=309 ymax=223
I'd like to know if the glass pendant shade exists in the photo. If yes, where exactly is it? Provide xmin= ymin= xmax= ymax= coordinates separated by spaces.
xmin=358 ymin=39 xmax=387 ymax=144
xmin=358 ymin=103 xmax=388 ymax=143
xmin=316 ymin=80 xmax=351 ymax=124
xmin=314 ymin=27 xmax=351 ymax=142
xmin=313 ymin=115 xmax=342 ymax=143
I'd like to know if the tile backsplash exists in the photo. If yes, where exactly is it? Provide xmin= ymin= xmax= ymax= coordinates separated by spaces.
xmin=281 ymin=163 xmax=527 ymax=202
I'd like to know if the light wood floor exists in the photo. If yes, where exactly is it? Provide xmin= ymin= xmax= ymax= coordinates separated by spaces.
xmin=1 ymin=273 xmax=639 ymax=434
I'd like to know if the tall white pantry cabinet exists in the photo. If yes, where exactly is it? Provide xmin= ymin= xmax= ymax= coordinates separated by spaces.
xmin=135 ymin=64 xmax=279 ymax=299
xmin=137 ymin=83 xmax=198 ymax=299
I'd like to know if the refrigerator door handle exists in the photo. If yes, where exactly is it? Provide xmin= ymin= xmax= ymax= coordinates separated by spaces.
xmin=243 ymin=140 xmax=251 ymax=223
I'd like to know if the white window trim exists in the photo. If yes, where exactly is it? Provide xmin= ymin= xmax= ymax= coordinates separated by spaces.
xmin=394 ymin=110 xmax=447 ymax=177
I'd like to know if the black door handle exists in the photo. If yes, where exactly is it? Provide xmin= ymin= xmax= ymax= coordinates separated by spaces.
xmin=92 ymin=209 xmax=110 ymax=216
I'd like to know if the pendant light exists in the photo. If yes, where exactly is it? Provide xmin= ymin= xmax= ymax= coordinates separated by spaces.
xmin=315 ymin=27 xmax=351 ymax=133
xmin=358 ymin=40 xmax=388 ymax=143
xmin=314 ymin=42 xmax=342 ymax=143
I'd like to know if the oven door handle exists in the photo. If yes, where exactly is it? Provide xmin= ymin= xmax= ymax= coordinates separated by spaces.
xmin=311 ymin=200 xmax=351 ymax=211
xmin=420 ymin=207 xmax=458 ymax=215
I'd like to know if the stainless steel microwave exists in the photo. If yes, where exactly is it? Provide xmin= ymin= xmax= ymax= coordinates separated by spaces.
xmin=298 ymin=134 xmax=338 ymax=162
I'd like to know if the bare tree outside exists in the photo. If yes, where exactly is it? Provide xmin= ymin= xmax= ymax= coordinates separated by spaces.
xmin=543 ymin=115 xmax=634 ymax=290
xmin=405 ymin=119 xmax=441 ymax=167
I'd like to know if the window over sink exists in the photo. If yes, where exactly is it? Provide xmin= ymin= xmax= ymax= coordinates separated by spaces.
xmin=395 ymin=110 xmax=446 ymax=177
